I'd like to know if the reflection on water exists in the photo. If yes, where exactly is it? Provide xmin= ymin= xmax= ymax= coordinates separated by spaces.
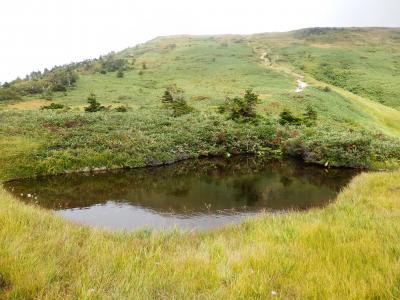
xmin=5 ymin=157 xmax=359 ymax=230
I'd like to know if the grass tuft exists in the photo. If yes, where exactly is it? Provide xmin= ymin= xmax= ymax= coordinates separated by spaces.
xmin=0 ymin=171 xmax=400 ymax=298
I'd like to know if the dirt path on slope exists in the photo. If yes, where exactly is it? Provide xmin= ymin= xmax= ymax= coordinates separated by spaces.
xmin=259 ymin=50 xmax=308 ymax=93
xmin=254 ymin=47 xmax=400 ymax=137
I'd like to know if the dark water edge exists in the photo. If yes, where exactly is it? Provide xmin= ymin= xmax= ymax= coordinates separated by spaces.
xmin=5 ymin=156 xmax=360 ymax=231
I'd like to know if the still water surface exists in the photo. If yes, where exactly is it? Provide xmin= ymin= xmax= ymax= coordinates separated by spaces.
xmin=5 ymin=157 xmax=358 ymax=230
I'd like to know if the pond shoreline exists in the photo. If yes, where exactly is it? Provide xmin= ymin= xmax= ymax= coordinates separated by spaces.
xmin=1 ymin=168 xmax=400 ymax=298
xmin=3 ymin=151 xmax=367 ymax=183
xmin=5 ymin=155 xmax=360 ymax=231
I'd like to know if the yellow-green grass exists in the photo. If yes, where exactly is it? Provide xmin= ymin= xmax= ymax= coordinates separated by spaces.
xmin=251 ymin=28 xmax=400 ymax=110
xmin=258 ymin=54 xmax=400 ymax=139
xmin=1 ymin=171 xmax=400 ymax=299
xmin=333 ymin=88 xmax=400 ymax=138
xmin=1 ymin=28 xmax=400 ymax=299
xmin=0 ymin=136 xmax=44 ymax=180
xmin=303 ymin=70 xmax=400 ymax=138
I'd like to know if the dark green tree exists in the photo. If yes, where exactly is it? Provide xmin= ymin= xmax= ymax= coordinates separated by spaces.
xmin=100 ymin=55 xmax=127 ymax=72
xmin=219 ymin=89 xmax=260 ymax=121
xmin=84 ymin=93 xmax=105 ymax=112
xmin=279 ymin=109 xmax=303 ymax=126
xmin=303 ymin=105 xmax=318 ymax=126
xmin=116 ymin=69 xmax=124 ymax=78
xmin=40 ymin=103 xmax=66 ymax=110
xmin=161 ymin=85 xmax=193 ymax=117
xmin=0 ymin=87 xmax=22 ymax=101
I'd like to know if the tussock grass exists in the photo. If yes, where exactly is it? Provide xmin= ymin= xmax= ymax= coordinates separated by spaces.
xmin=1 ymin=171 xmax=400 ymax=299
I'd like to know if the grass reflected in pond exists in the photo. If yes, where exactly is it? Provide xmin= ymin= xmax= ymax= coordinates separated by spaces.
xmin=5 ymin=157 xmax=359 ymax=230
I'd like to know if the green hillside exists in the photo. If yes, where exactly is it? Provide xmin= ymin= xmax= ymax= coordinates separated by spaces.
xmin=1 ymin=28 xmax=400 ymax=180
xmin=2 ymin=28 xmax=400 ymax=299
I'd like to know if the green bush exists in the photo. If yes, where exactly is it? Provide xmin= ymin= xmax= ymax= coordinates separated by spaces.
xmin=0 ymin=88 xmax=22 ymax=101
xmin=279 ymin=109 xmax=303 ymax=126
xmin=100 ymin=56 xmax=127 ymax=72
xmin=11 ymin=79 xmax=46 ymax=95
xmin=51 ymin=84 xmax=67 ymax=92
xmin=323 ymin=86 xmax=331 ymax=92
xmin=162 ymin=85 xmax=183 ymax=104
xmin=219 ymin=89 xmax=260 ymax=121
xmin=84 ymin=93 xmax=105 ymax=112
xmin=170 ymin=100 xmax=193 ymax=117
xmin=279 ymin=106 xmax=318 ymax=127
xmin=302 ymin=105 xmax=318 ymax=126
xmin=116 ymin=70 xmax=124 ymax=78
xmin=40 ymin=103 xmax=66 ymax=110
xmin=47 ymin=69 xmax=78 ymax=92
xmin=283 ymin=127 xmax=373 ymax=168
xmin=161 ymin=85 xmax=193 ymax=117
xmin=6 ymin=66 xmax=79 ymax=96
xmin=42 ymin=91 xmax=54 ymax=101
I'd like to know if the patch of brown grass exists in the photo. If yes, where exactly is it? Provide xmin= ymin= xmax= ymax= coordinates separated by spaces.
xmin=6 ymin=100 xmax=48 ymax=110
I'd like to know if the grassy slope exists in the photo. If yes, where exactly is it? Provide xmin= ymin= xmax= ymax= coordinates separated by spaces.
xmin=1 ymin=29 xmax=400 ymax=179
xmin=251 ymin=28 xmax=400 ymax=136
xmin=266 ymin=59 xmax=400 ymax=137
xmin=1 ymin=171 xmax=400 ymax=299
xmin=253 ymin=28 xmax=400 ymax=108
xmin=1 ymin=28 xmax=400 ymax=299
xmin=0 ymin=37 xmax=292 ymax=180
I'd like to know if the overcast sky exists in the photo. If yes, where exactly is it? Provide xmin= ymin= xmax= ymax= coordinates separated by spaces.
xmin=1 ymin=0 xmax=399 ymax=83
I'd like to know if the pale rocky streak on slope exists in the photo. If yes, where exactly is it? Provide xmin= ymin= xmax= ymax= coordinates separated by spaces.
xmin=258 ymin=49 xmax=308 ymax=93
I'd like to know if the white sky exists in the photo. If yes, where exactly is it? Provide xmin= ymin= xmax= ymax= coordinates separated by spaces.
xmin=1 ymin=0 xmax=399 ymax=83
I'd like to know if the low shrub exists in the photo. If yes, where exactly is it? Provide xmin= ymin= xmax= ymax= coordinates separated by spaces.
xmin=40 ymin=103 xmax=66 ymax=110
xmin=283 ymin=127 xmax=373 ymax=168
xmin=100 ymin=56 xmax=127 ymax=72
xmin=162 ymin=85 xmax=193 ymax=117
xmin=219 ymin=89 xmax=260 ymax=122
xmin=42 ymin=91 xmax=54 ymax=101
xmin=302 ymin=105 xmax=318 ymax=126
xmin=279 ymin=109 xmax=303 ymax=126
xmin=279 ymin=106 xmax=318 ymax=127
xmin=51 ymin=84 xmax=67 ymax=92
xmin=114 ymin=105 xmax=129 ymax=112
xmin=116 ymin=69 xmax=124 ymax=78
xmin=84 ymin=93 xmax=105 ymax=112
xmin=323 ymin=86 xmax=331 ymax=92
xmin=0 ymin=88 xmax=22 ymax=101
